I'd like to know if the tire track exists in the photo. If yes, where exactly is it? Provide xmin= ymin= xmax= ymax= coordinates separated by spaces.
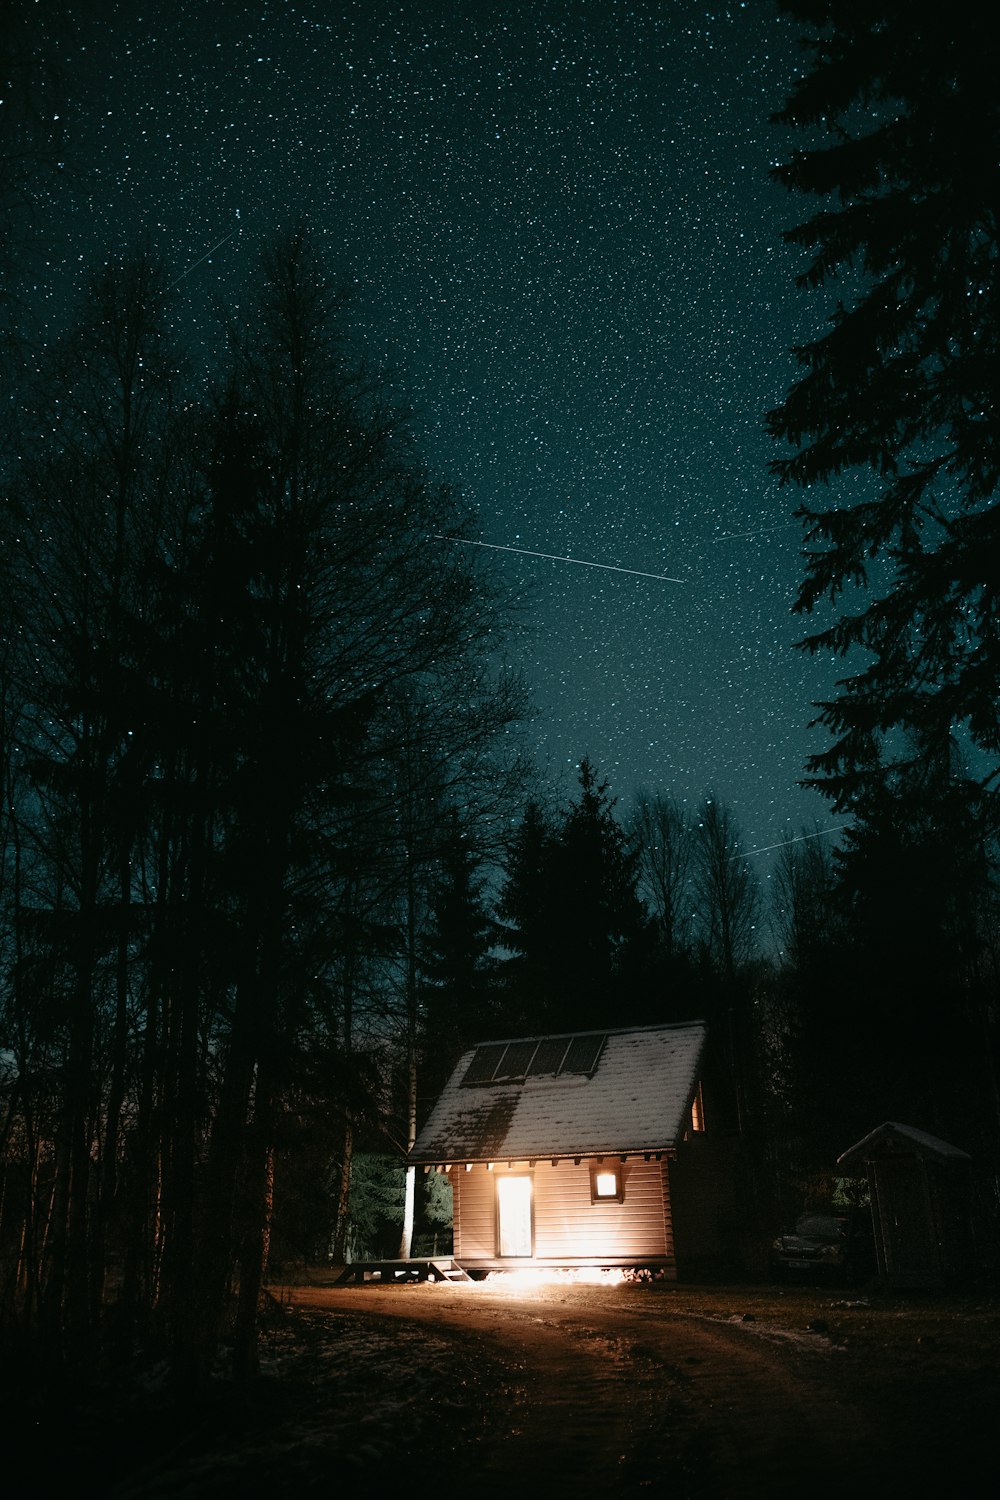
xmin=291 ymin=1285 xmax=868 ymax=1497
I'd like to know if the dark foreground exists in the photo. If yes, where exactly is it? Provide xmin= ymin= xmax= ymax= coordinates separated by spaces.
xmin=6 ymin=1276 xmax=1000 ymax=1497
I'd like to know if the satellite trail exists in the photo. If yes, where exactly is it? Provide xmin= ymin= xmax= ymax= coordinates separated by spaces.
xmin=171 ymin=224 xmax=241 ymax=288
xmin=435 ymin=535 xmax=685 ymax=583
xmin=711 ymin=521 xmax=799 ymax=543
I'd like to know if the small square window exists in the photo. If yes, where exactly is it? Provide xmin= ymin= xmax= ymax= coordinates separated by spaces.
xmin=590 ymin=1163 xmax=624 ymax=1203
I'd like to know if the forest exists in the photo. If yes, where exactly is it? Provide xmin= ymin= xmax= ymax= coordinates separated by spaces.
xmin=2 ymin=0 xmax=999 ymax=1399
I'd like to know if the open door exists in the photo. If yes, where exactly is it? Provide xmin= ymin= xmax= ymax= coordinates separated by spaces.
xmin=496 ymin=1174 xmax=533 ymax=1257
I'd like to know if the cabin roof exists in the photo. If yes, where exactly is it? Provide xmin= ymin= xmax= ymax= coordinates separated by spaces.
xmin=410 ymin=1020 xmax=707 ymax=1164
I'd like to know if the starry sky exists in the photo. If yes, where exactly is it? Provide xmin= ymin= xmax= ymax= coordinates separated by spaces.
xmin=24 ymin=0 xmax=845 ymax=866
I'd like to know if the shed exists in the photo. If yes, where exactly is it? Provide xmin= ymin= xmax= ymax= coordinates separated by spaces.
xmin=837 ymin=1122 xmax=973 ymax=1288
xmin=410 ymin=1021 xmax=738 ymax=1277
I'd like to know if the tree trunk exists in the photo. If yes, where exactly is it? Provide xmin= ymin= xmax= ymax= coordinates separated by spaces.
xmin=398 ymin=848 xmax=419 ymax=1261
xmin=330 ymin=896 xmax=356 ymax=1265
xmin=331 ymin=1119 xmax=354 ymax=1265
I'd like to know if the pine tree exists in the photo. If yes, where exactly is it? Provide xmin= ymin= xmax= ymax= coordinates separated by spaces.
xmin=418 ymin=815 xmax=496 ymax=1110
xmin=495 ymin=800 xmax=556 ymax=1033
xmin=832 ymin=738 xmax=993 ymax=1122
xmin=499 ymin=761 xmax=650 ymax=1033
xmin=768 ymin=1 xmax=1000 ymax=814
xmin=548 ymin=759 xmax=649 ymax=1029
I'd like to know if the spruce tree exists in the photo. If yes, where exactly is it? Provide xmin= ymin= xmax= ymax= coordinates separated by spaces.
xmin=769 ymin=1 xmax=1000 ymax=814
xmin=547 ymin=759 xmax=648 ymax=1030
xmin=418 ymin=815 xmax=496 ymax=1110
xmin=495 ymin=800 xmax=557 ymax=1033
xmin=499 ymin=762 xmax=650 ymax=1034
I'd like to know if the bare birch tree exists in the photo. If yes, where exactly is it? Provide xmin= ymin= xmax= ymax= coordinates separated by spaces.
xmin=692 ymin=796 xmax=761 ymax=981
xmin=630 ymin=790 xmax=695 ymax=960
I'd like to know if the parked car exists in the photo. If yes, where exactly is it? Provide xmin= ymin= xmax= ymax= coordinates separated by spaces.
xmin=770 ymin=1208 xmax=875 ymax=1285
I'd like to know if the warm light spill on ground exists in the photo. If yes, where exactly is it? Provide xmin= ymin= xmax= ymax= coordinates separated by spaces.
xmin=483 ymin=1267 xmax=627 ymax=1291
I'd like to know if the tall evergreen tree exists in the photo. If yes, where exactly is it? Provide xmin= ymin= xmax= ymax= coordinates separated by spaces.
xmin=418 ymin=814 xmax=497 ymax=1110
xmin=547 ymin=759 xmax=649 ymax=1030
xmin=495 ymin=799 xmax=556 ymax=1033
xmin=498 ymin=761 xmax=651 ymax=1033
xmin=768 ymin=1 xmax=1000 ymax=816
xmin=830 ymin=738 xmax=994 ymax=1130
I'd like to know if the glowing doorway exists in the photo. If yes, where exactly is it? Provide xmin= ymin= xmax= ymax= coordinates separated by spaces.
xmin=497 ymin=1174 xmax=533 ymax=1257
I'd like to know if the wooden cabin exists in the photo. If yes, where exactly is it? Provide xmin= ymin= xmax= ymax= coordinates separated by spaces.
xmin=410 ymin=1021 xmax=738 ymax=1277
xmin=837 ymin=1121 xmax=973 ymax=1289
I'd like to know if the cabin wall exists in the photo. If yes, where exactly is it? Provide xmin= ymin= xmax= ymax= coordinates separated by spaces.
xmin=452 ymin=1157 xmax=673 ymax=1264
xmin=451 ymin=1165 xmax=490 ymax=1259
xmin=667 ymin=1132 xmax=741 ymax=1274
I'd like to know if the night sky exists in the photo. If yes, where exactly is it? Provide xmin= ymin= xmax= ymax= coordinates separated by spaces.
xmin=27 ymin=0 xmax=845 ymax=867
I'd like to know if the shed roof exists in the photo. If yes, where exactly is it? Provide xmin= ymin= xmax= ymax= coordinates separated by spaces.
xmin=410 ymin=1021 xmax=707 ymax=1164
xmin=837 ymin=1121 xmax=972 ymax=1170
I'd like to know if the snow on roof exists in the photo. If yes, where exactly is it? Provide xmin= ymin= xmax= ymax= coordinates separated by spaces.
xmin=837 ymin=1120 xmax=972 ymax=1168
xmin=410 ymin=1021 xmax=707 ymax=1164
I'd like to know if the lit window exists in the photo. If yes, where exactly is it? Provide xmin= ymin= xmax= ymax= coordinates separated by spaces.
xmin=590 ymin=1163 xmax=624 ymax=1203
xmin=690 ymin=1082 xmax=705 ymax=1132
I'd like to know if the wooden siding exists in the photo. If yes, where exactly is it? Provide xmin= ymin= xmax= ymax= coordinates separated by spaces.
xmin=453 ymin=1158 xmax=673 ymax=1264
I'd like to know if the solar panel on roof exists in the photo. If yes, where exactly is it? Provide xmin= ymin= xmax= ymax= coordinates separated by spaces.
xmin=560 ymin=1033 xmax=606 ymax=1075
xmin=493 ymin=1039 xmax=538 ymax=1079
xmin=527 ymin=1036 xmax=570 ymax=1076
xmin=461 ymin=1042 xmax=508 ymax=1085
xmin=462 ymin=1032 xmax=606 ymax=1086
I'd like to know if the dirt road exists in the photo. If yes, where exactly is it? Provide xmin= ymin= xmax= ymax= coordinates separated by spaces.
xmin=290 ymin=1280 xmax=998 ymax=1498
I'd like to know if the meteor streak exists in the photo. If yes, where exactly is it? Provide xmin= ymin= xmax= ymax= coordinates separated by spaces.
xmin=728 ymin=824 xmax=849 ymax=861
xmin=435 ymin=535 xmax=685 ymax=583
